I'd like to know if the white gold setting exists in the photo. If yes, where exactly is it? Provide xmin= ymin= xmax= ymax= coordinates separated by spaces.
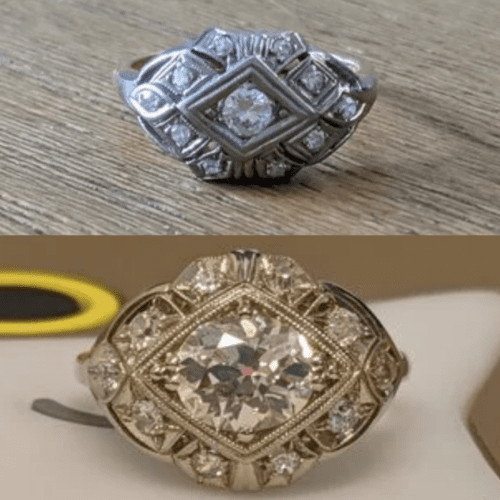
xmin=77 ymin=250 xmax=407 ymax=490
xmin=117 ymin=28 xmax=377 ymax=181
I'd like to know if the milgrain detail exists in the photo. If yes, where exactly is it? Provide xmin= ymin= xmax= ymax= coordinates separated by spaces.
xmin=81 ymin=251 xmax=407 ymax=489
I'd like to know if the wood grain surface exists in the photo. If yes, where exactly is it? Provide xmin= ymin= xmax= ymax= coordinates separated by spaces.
xmin=0 ymin=0 xmax=499 ymax=235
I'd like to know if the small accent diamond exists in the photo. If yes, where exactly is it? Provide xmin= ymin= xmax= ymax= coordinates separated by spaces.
xmin=172 ymin=66 xmax=194 ymax=90
xmin=200 ymin=158 xmax=223 ymax=176
xmin=329 ymin=399 xmax=360 ymax=435
xmin=273 ymin=38 xmax=294 ymax=62
xmin=270 ymin=451 xmax=302 ymax=477
xmin=137 ymin=90 xmax=163 ymax=112
xmin=303 ymin=128 xmax=327 ymax=152
xmin=170 ymin=123 xmax=192 ymax=148
xmin=335 ymin=95 xmax=359 ymax=121
xmin=267 ymin=161 xmax=289 ymax=178
xmin=327 ymin=308 xmax=367 ymax=347
xmin=131 ymin=400 xmax=164 ymax=435
xmin=87 ymin=344 xmax=124 ymax=401
xmin=192 ymin=449 xmax=228 ymax=478
xmin=211 ymin=35 xmax=234 ymax=56
xmin=127 ymin=308 xmax=166 ymax=351
xmin=300 ymin=66 xmax=326 ymax=95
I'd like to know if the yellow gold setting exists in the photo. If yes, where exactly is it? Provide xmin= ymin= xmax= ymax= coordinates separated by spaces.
xmin=77 ymin=250 xmax=407 ymax=490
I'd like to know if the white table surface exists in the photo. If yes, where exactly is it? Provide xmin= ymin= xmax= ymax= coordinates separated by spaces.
xmin=2 ymin=291 xmax=500 ymax=499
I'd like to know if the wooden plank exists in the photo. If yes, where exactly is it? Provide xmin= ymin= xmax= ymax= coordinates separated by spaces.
xmin=0 ymin=0 xmax=499 ymax=234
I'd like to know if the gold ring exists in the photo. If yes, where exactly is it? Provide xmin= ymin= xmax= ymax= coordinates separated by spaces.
xmin=76 ymin=250 xmax=408 ymax=490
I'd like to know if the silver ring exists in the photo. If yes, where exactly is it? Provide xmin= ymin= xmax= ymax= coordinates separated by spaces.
xmin=116 ymin=28 xmax=378 ymax=182
xmin=76 ymin=249 xmax=408 ymax=490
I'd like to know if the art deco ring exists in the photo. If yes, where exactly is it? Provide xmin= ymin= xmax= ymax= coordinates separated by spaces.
xmin=116 ymin=28 xmax=377 ymax=181
xmin=74 ymin=250 xmax=408 ymax=490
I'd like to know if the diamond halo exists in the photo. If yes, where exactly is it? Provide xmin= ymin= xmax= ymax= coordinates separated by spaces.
xmin=81 ymin=250 xmax=407 ymax=490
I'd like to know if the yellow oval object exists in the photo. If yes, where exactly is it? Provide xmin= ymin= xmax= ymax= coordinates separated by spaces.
xmin=0 ymin=270 xmax=122 ymax=336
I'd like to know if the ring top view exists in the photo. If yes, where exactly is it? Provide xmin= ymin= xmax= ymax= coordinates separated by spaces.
xmin=116 ymin=28 xmax=377 ymax=182
xmin=77 ymin=249 xmax=407 ymax=490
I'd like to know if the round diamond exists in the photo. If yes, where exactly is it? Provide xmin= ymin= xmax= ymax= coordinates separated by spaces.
xmin=304 ymin=128 xmax=327 ymax=152
xmin=329 ymin=399 xmax=359 ymax=435
xmin=327 ymin=308 xmax=366 ymax=347
xmin=132 ymin=400 xmax=164 ymax=435
xmin=211 ymin=35 xmax=233 ymax=56
xmin=137 ymin=90 xmax=164 ymax=112
xmin=267 ymin=161 xmax=289 ymax=178
xmin=176 ymin=313 xmax=316 ymax=432
xmin=128 ymin=308 xmax=165 ymax=351
xmin=300 ymin=66 xmax=326 ymax=95
xmin=172 ymin=66 xmax=194 ymax=90
xmin=273 ymin=38 xmax=294 ymax=62
xmin=192 ymin=450 xmax=228 ymax=478
xmin=270 ymin=451 xmax=302 ymax=476
xmin=170 ymin=123 xmax=192 ymax=148
xmin=336 ymin=96 xmax=359 ymax=120
xmin=222 ymin=83 xmax=275 ymax=138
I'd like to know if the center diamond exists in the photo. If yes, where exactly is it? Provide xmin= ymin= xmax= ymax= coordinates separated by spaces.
xmin=221 ymin=83 xmax=275 ymax=138
xmin=176 ymin=313 xmax=316 ymax=433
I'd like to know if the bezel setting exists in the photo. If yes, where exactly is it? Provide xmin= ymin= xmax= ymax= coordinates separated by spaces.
xmin=83 ymin=251 xmax=406 ymax=490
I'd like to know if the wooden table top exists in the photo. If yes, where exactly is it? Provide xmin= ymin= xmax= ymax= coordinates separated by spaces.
xmin=1 ymin=0 xmax=499 ymax=235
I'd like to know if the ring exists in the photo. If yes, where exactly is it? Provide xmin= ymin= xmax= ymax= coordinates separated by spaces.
xmin=116 ymin=28 xmax=377 ymax=181
xmin=76 ymin=249 xmax=408 ymax=490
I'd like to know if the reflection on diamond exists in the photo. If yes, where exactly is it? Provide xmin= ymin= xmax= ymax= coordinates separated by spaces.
xmin=222 ymin=83 xmax=275 ymax=138
xmin=176 ymin=314 xmax=316 ymax=432
xmin=127 ymin=308 xmax=166 ymax=351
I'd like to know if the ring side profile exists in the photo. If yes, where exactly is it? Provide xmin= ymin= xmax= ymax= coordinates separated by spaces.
xmin=116 ymin=28 xmax=378 ymax=181
xmin=76 ymin=250 xmax=408 ymax=490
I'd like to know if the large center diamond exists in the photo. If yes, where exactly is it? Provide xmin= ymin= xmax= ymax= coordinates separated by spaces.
xmin=221 ymin=83 xmax=275 ymax=138
xmin=176 ymin=313 xmax=316 ymax=433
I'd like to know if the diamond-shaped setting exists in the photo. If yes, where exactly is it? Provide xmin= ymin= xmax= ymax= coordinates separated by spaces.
xmin=179 ymin=58 xmax=315 ymax=161
xmin=175 ymin=313 xmax=317 ymax=433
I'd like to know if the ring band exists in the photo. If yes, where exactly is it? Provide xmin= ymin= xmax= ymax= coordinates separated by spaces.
xmin=76 ymin=249 xmax=407 ymax=490
xmin=116 ymin=28 xmax=377 ymax=181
